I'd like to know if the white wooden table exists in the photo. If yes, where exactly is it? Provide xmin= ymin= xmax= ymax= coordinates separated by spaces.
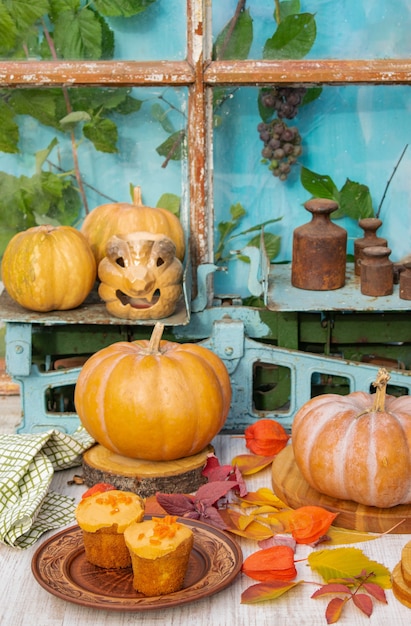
xmin=1 ymin=395 xmax=411 ymax=626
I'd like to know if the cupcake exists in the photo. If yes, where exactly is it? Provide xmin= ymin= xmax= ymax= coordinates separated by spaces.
xmin=124 ymin=515 xmax=193 ymax=595
xmin=75 ymin=488 xmax=145 ymax=568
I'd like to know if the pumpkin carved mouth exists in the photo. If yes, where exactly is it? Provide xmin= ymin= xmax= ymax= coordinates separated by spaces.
xmin=116 ymin=289 xmax=160 ymax=309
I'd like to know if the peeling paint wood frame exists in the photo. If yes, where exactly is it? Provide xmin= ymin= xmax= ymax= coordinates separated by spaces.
xmin=0 ymin=2 xmax=410 ymax=283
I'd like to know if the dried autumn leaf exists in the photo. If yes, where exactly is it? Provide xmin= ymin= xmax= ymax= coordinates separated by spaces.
xmin=352 ymin=593 xmax=373 ymax=617
xmin=237 ymin=487 xmax=284 ymax=508
xmin=288 ymin=506 xmax=339 ymax=544
xmin=231 ymin=453 xmax=276 ymax=475
xmin=241 ymin=580 xmax=300 ymax=604
xmin=244 ymin=418 xmax=289 ymax=455
xmin=311 ymin=583 xmax=351 ymax=598
xmin=224 ymin=509 xmax=274 ymax=540
xmin=325 ymin=597 xmax=347 ymax=624
xmin=308 ymin=547 xmax=392 ymax=589
xmin=362 ymin=582 xmax=387 ymax=603
xmin=242 ymin=545 xmax=297 ymax=582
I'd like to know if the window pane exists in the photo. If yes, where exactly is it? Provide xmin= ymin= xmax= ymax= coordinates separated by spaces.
xmin=212 ymin=1 xmax=411 ymax=60
xmin=0 ymin=86 xmax=187 ymax=252
xmin=212 ymin=85 xmax=411 ymax=297
xmin=0 ymin=1 xmax=186 ymax=62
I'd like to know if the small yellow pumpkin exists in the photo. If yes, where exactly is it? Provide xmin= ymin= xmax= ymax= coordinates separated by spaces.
xmin=1 ymin=224 xmax=96 ymax=312
xmin=292 ymin=368 xmax=411 ymax=508
xmin=81 ymin=186 xmax=185 ymax=266
xmin=74 ymin=323 xmax=232 ymax=461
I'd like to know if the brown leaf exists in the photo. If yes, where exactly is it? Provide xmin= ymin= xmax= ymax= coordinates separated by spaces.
xmin=231 ymin=453 xmax=276 ymax=475
xmin=311 ymin=583 xmax=351 ymax=598
xmin=362 ymin=582 xmax=387 ymax=603
xmin=352 ymin=593 xmax=373 ymax=617
xmin=325 ymin=597 xmax=347 ymax=624
xmin=241 ymin=580 xmax=300 ymax=604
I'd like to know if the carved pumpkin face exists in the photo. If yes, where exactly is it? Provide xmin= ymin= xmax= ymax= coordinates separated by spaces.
xmin=98 ymin=232 xmax=183 ymax=320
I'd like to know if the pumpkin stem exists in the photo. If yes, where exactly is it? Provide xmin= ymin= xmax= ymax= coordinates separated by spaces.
xmin=148 ymin=322 xmax=165 ymax=353
xmin=133 ymin=186 xmax=143 ymax=206
xmin=371 ymin=367 xmax=391 ymax=412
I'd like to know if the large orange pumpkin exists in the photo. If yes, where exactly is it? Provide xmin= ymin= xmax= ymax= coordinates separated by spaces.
xmin=292 ymin=368 xmax=411 ymax=508
xmin=81 ymin=186 xmax=185 ymax=266
xmin=74 ymin=323 xmax=232 ymax=461
xmin=1 ymin=224 xmax=96 ymax=312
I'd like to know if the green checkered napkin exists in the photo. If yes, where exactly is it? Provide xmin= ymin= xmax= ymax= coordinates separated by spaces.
xmin=0 ymin=427 xmax=94 ymax=549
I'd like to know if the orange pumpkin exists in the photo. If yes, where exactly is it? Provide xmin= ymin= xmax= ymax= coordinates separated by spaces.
xmin=292 ymin=368 xmax=411 ymax=508
xmin=74 ymin=323 xmax=232 ymax=461
xmin=81 ymin=186 xmax=185 ymax=266
xmin=1 ymin=224 xmax=96 ymax=312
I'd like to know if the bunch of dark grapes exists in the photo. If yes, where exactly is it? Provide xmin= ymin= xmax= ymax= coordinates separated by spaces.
xmin=259 ymin=86 xmax=307 ymax=120
xmin=258 ymin=120 xmax=302 ymax=181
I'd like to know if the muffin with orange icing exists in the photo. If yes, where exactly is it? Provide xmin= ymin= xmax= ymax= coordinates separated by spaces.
xmin=75 ymin=488 xmax=145 ymax=568
xmin=124 ymin=515 xmax=193 ymax=595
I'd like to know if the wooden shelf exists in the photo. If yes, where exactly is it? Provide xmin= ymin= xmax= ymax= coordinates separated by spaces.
xmin=266 ymin=263 xmax=411 ymax=312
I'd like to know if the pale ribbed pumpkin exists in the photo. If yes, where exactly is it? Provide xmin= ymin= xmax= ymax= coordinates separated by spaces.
xmin=1 ymin=224 xmax=96 ymax=312
xmin=74 ymin=323 xmax=232 ymax=461
xmin=292 ymin=368 xmax=411 ymax=508
xmin=81 ymin=186 xmax=185 ymax=266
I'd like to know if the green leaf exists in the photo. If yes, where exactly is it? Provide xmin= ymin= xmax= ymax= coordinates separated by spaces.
xmin=53 ymin=7 xmax=102 ymax=59
xmin=302 ymin=86 xmax=322 ymax=106
xmin=69 ymin=87 xmax=130 ymax=112
xmin=60 ymin=110 xmax=92 ymax=130
xmin=83 ymin=116 xmax=118 ymax=152
xmin=114 ymin=94 xmax=143 ymax=115
xmin=156 ymin=193 xmax=180 ymax=217
xmin=308 ymin=547 xmax=392 ymax=589
xmin=300 ymin=166 xmax=340 ymax=201
xmin=276 ymin=1 xmax=301 ymax=22
xmin=247 ymin=232 xmax=281 ymax=261
xmin=94 ymin=0 xmax=157 ymax=17
xmin=264 ymin=13 xmax=316 ymax=60
xmin=230 ymin=202 xmax=247 ymax=221
xmin=156 ymin=130 xmax=186 ymax=162
xmin=8 ymin=89 xmax=64 ymax=129
xmin=241 ymin=580 xmax=300 ymax=604
xmin=213 ymin=8 xmax=253 ymax=60
xmin=5 ymin=0 xmax=49 ymax=33
xmin=151 ymin=103 xmax=175 ymax=134
xmin=0 ymin=100 xmax=19 ymax=153
xmin=35 ymin=138 xmax=59 ymax=173
xmin=0 ymin=4 xmax=17 ymax=53
xmin=337 ymin=178 xmax=374 ymax=220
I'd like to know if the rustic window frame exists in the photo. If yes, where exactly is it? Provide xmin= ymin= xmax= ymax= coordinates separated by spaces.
xmin=0 ymin=1 xmax=410 ymax=275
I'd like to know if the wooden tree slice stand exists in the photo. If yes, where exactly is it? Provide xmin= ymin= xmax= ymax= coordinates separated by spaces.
xmin=272 ymin=445 xmax=411 ymax=534
xmin=82 ymin=443 xmax=213 ymax=498
xmin=392 ymin=541 xmax=411 ymax=608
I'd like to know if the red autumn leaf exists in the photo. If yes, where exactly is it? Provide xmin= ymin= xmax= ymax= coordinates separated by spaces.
xmin=244 ymin=419 xmax=289 ymax=456
xmin=311 ymin=584 xmax=351 ymax=598
xmin=288 ymin=506 xmax=338 ymax=544
xmin=194 ymin=480 xmax=239 ymax=506
xmin=325 ymin=597 xmax=347 ymax=624
xmin=362 ymin=582 xmax=387 ymax=603
xmin=81 ymin=482 xmax=115 ymax=499
xmin=241 ymin=580 xmax=299 ymax=604
xmin=202 ymin=453 xmax=234 ymax=481
xmin=352 ymin=593 xmax=373 ymax=617
xmin=242 ymin=545 xmax=297 ymax=582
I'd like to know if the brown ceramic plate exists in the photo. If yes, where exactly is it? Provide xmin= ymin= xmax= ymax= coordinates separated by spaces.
xmin=31 ymin=517 xmax=243 ymax=611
